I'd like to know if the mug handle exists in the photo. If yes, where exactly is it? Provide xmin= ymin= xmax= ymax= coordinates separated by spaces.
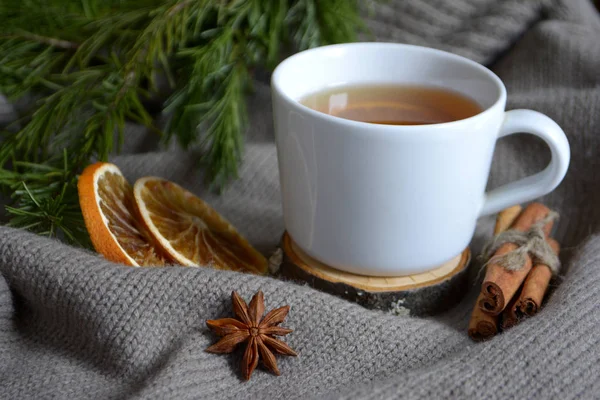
xmin=479 ymin=109 xmax=570 ymax=216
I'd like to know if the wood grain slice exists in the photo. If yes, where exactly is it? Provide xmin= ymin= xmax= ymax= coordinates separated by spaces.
xmin=278 ymin=232 xmax=470 ymax=316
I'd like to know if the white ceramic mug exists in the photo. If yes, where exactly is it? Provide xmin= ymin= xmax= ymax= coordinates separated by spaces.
xmin=271 ymin=43 xmax=570 ymax=276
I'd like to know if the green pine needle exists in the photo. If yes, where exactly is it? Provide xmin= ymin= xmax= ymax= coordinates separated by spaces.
xmin=0 ymin=151 xmax=91 ymax=247
xmin=0 ymin=0 xmax=367 ymax=244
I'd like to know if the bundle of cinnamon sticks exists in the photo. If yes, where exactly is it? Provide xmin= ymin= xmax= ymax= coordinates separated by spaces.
xmin=468 ymin=203 xmax=560 ymax=341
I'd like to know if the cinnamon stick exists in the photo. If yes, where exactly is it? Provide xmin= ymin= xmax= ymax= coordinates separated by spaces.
xmin=467 ymin=206 xmax=521 ymax=341
xmin=493 ymin=205 xmax=523 ymax=234
xmin=479 ymin=203 xmax=555 ymax=316
xmin=468 ymin=293 xmax=500 ymax=341
xmin=501 ymin=287 xmax=522 ymax=330
xmin=516 ymin=239 xmax=560 ymax=317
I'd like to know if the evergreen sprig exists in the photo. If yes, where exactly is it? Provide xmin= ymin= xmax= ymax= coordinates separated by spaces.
xmin=0 ymin=0 xmax=366 ymax=244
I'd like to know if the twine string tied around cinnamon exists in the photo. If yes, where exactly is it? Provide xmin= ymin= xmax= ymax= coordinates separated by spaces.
xmin=481 ymin=211 xmax=560 ymax=274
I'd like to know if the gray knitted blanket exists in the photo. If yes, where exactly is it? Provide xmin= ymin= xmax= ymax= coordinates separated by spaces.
xmin=1 ymin=0 xmax=599 ymax=398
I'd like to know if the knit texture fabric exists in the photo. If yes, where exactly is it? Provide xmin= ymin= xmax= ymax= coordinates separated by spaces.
xmin=1 ymin=0 xmax=600 ymax=398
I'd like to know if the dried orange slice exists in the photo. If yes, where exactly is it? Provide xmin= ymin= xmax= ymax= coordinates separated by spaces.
xmin=78 ymin=162 xmax=167 ymax=266
xmin=133 ymin=177 xmax=268 ymax=274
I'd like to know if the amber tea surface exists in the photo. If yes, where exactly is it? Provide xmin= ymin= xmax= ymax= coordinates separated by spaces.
xmin=300 ymin=84 xmax=482 ymax=125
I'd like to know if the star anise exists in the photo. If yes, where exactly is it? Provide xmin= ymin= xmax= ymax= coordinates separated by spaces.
xmin=206 ymin=290 xmax=298 ymax=380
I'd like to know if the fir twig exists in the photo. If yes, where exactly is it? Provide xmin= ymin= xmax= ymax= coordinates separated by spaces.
xmin=0 ymin=0 xmax=367 ymax=244
xmin=0 ymin=151 xmax=90 ymax=247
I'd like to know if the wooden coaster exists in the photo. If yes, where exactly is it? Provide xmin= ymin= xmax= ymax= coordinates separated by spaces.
xmin=278 ymin=232 xmax=471 ymax=316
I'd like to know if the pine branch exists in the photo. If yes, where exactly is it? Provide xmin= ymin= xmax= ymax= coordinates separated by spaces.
xmin=287 ymin=0 xmax=367 ymax=49
xmin=0 ymin=0 xmax=367 ymax=244
xmin=0 ymin=151 xmax=90 ymax=247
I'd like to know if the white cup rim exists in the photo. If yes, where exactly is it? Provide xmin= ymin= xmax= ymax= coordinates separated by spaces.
xmin=271 ymin=42 xmax=507 ymax=134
